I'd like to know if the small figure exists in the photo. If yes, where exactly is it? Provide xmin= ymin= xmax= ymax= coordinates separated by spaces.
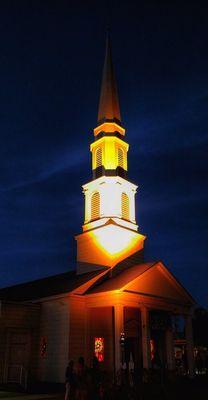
xmin=65 ymin=360 xmax=77 ymax=400
xmin=89 ymin=356 xmax=101 ymax=399
xmin=76 ymin=357 xmax=88 ymax=400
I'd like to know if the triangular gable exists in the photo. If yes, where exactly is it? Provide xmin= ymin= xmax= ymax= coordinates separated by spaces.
xmin=85 ymin=263 xmax=155 ymax=295
xmin=123 ymin=262 xmax=195 ymax=305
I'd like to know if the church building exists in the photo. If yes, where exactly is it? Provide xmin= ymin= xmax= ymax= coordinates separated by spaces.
xmin=0 ymin=38 xmax=195 ymax=387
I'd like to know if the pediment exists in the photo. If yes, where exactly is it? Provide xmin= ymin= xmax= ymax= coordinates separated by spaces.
xmin=124 ymin=262 xmax=194 ymax=304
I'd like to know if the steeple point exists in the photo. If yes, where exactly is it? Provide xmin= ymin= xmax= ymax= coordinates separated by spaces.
xmin=98 ymin=35 xmax=121 ymax=125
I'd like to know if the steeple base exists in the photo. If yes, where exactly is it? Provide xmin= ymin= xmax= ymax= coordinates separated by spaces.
xmin=75 ymin=222 xmax=146 ymax=274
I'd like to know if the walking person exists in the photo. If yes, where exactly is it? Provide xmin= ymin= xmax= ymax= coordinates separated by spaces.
xmin=65 ymin=360 xmax=77 ymax=400
xmin=89 ymin=356 xmax=101 ymax=399
xmin=76 ymin=357 xmax=88 ymax=400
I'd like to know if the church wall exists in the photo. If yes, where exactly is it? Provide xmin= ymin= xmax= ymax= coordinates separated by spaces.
xmin=0 ymin=302 xmax=40 ymax=384
xmin=89 ymin=307 xmax=114 ymax=372
xmin=68 ymin=297 xmax=86 ymax=364
xmin=68 ymin=301 xmax=114 ymax=371
xmin=38 ymin=297 xmax=70 ymax=383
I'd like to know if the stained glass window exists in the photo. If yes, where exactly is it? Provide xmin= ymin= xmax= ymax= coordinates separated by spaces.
xmin=40 ymin=337 xmax=47 ymax=358
xmin=150 ymin=339 xmax=155 ymax=361
xmin=94 ymin=337 xmax=104 ymax=362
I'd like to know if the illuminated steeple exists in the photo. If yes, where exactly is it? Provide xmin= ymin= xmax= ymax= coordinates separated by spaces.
xmin=91 ymin=37 xmax=127 ymax=180
xmin=75 ymin=38 xmax=146 ymax=274
xmin=98 ymin=35 xmax=121 ymax=125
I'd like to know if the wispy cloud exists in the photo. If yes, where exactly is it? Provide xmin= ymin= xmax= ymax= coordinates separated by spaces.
xmin=0 ymin=147 xmax=87 ymax=192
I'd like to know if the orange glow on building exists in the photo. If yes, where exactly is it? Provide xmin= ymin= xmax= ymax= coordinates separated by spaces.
xmin=76 ymin=224 xmax=145 ymax=269
xmin=93 ymin=122 xmax=125 ymax=137
xmin=90 ymin=224 xmax=142 ymax=258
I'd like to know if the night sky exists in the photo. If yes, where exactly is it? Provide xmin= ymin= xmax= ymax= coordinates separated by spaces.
xmin=0 ymin=1 xmax=207 ymax=306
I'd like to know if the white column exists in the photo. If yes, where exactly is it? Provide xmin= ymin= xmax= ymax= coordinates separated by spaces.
xmin=185 ymin=314 xmax=194 ymax=378
xmin=114 ymin=304 xmax=124 ymax=372
xmin=84 ymin=306 xmax=90 ymax=365
xmin=166 ymin=328 xmax=175 ymax=370
xmin=141 ymin=307 xmax=151 ymax=369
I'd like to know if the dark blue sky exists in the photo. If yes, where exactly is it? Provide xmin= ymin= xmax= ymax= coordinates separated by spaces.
xmin=0 ymin=1 xmax=207 ymax=306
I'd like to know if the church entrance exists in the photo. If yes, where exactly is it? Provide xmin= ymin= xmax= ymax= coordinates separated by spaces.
xmin=150 ymin=330 xmax=167 ymax=368
xmin=150 ymin=311 xmax=171 ymax=369
xmin=124 ymin=307 xmax=142 ymax=378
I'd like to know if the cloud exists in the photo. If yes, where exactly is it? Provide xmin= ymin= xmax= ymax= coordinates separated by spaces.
xmin=127 ymin=90 xmax=208 ymax=156
xmin=0 ymin=147 xmax=87 ymax=192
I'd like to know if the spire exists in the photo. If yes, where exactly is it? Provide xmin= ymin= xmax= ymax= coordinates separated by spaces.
xmin=98 ymin=35 xmax=121 ymax=125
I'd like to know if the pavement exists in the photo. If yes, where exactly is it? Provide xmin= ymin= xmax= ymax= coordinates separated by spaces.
xmin=0 ymin=394 xmax=63 ymax=400
xmin=1 ymin=377 xmax=208 ymax=400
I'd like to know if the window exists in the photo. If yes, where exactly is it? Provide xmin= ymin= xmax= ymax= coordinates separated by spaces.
xmin=94 ymin=337 xmax=104 ymax=362
xmin=121 ymin=192 xmax=129 ymax=220
xmin=95 ymin=147 xmax=102 ymax=168
xmin=91 ymin=192 xmax=100 ymax=220
xmin=118 ymin=147 xmax=124 ymax=168
xmin=40 ymin=337 xmax=47 ymax=358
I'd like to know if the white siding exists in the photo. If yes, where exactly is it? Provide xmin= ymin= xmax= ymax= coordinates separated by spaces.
xmin=38 ymin=298 xmax=69 ymax=383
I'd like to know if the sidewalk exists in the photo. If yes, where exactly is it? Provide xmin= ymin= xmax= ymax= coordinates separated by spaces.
xmin=0 ymin=393 xmax=63 ymax=400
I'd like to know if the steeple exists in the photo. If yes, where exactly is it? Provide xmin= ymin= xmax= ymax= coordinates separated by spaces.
xmin=98 ymin=35 xmax=121 ymax=125
xmin=75 ymin=36 xmax=146 ymax=275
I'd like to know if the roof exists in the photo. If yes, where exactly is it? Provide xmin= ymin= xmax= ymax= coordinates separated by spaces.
xmin=85 ymin=261 xmax=195 ymax=305
xmin=97 ymin=35 xmax=121 ymax=124
xmin=86 ymin=262 xmax=155 ymax=294
xmin=0 ymin=261 xmax=195 ymax=306
xmin=0 ymin=269 xmax=106 ymax=301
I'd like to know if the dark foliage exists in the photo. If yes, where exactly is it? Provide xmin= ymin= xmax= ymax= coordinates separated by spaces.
xmin=193 ymin=308 xmax=208 ymax=347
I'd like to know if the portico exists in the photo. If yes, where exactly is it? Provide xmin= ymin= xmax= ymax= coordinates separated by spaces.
xmin=68 ymin=260 xmax=195 ymax=379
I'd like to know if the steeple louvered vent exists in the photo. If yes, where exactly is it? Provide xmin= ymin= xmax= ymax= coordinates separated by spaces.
xmin=121 ymin=192 xmax=129 ymax=220
xmin=96 ymin=148 xmax=102 ymax=168
xmin=118 ymin=148 xmax=124 ymax=168
xmin=91 ymin=192 xmax=100 ymax=220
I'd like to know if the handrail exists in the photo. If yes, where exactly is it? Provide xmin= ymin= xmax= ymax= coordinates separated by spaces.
xmin=7 ymin=364 xmax=28 ymax=390
xmin=20 ymin=365 xmax=28 ymax=391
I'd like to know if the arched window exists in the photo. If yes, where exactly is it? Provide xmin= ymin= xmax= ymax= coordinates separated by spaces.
xmin=121 ymin=192 xmax=129 ymax=220
xmin=91 ymin=192 xmax=100 ymax=220
xmin=95 ymin=147 xmax=102 ymax=168
xmin=118 ymin=148 xmax=124 ymax=168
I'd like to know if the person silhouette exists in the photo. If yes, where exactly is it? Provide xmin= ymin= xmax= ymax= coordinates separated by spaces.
xmin=65 ymin=360 xmax=77 ymax=400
